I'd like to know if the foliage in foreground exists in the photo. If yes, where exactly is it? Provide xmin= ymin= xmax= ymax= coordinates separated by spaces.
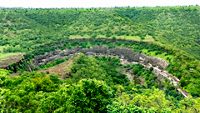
xmin=1 ymin=56 xmax=200 ymax=112
xmin=0 ymin=71 xmax=200 ymax=112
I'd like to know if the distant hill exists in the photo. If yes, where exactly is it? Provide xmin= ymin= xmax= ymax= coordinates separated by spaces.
xmin=0 ymin=6 xmax=199 ymax=59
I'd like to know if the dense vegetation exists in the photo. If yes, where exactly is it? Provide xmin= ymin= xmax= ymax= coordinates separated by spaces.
xmin=0 ymin=6 xmax=200 ymax=112
xmin=1 ymin=56 xmax=200 ymax=112
xmin=0 ymin=6 xmax=200 ymax=58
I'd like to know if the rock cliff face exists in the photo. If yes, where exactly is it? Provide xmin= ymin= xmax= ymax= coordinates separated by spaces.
xmin=144 ymin=57 xmax=169 ymax=69
xmin=33 ymin=46 xmax=169 ymax=69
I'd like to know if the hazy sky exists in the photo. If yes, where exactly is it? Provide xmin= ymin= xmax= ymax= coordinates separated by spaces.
xmin=0 ymin=0 xmax=199 ymax=8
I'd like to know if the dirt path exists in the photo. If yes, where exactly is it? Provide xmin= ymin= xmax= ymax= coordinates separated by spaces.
xmin=39 ymin=54 xmax=80 ymax=79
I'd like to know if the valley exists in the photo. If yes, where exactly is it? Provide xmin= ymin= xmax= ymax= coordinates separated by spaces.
xmin=0 ymin=6 xmax=200 ymax=112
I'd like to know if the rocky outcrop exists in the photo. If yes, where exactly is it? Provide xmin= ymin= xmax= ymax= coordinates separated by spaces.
xmin=33 ymin=46 xmax=169 ymax=69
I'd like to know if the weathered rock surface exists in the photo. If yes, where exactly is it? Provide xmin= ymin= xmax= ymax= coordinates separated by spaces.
xmin=33 ymin=46 xmax=169 ymax=69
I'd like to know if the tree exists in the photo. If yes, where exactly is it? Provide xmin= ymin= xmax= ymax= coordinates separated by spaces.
xmin=67 ymin=79 xmax=114 ymax=112
xmin=108 ymin=88 xmax=173 ymax=112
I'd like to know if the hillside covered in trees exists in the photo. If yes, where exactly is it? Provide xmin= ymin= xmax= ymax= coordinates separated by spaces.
xmin=0 ymin=6 xmax=200 ymax=112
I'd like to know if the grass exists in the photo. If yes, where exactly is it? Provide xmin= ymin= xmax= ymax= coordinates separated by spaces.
xmin=0 ymin=53 xmax=24 ymax=68
xmin=39 ymin=54 xmax=81 ymax=78
xmin=68 ymin=35 xmax=155 ymax=43
xmin=116 ymin=35 xmax=141 ymax=41
xmin=142 ymin=49 xmax=174 ymax=62
xmin=143 ymin=35 xmax=155 ymax=42
xmin=0 ymin=46 xmax=9 ymax=52
xmin=0 ymin=46 xmax=21 ymax=60
xmin=0 ymin=53 xmax=21 ymax=60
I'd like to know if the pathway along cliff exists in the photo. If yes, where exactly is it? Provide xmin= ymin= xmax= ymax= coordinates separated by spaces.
xmin=32 ymin=46 xmax=189 ymax=98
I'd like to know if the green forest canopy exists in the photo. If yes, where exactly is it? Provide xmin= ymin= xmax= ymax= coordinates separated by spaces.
xmin=1 ymin=55 xmax=200 ymax=112
xmin=0 ymin=6 xmax=200 ymax=112
xmin=0 ymin=6 xmax=200 ymax=58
